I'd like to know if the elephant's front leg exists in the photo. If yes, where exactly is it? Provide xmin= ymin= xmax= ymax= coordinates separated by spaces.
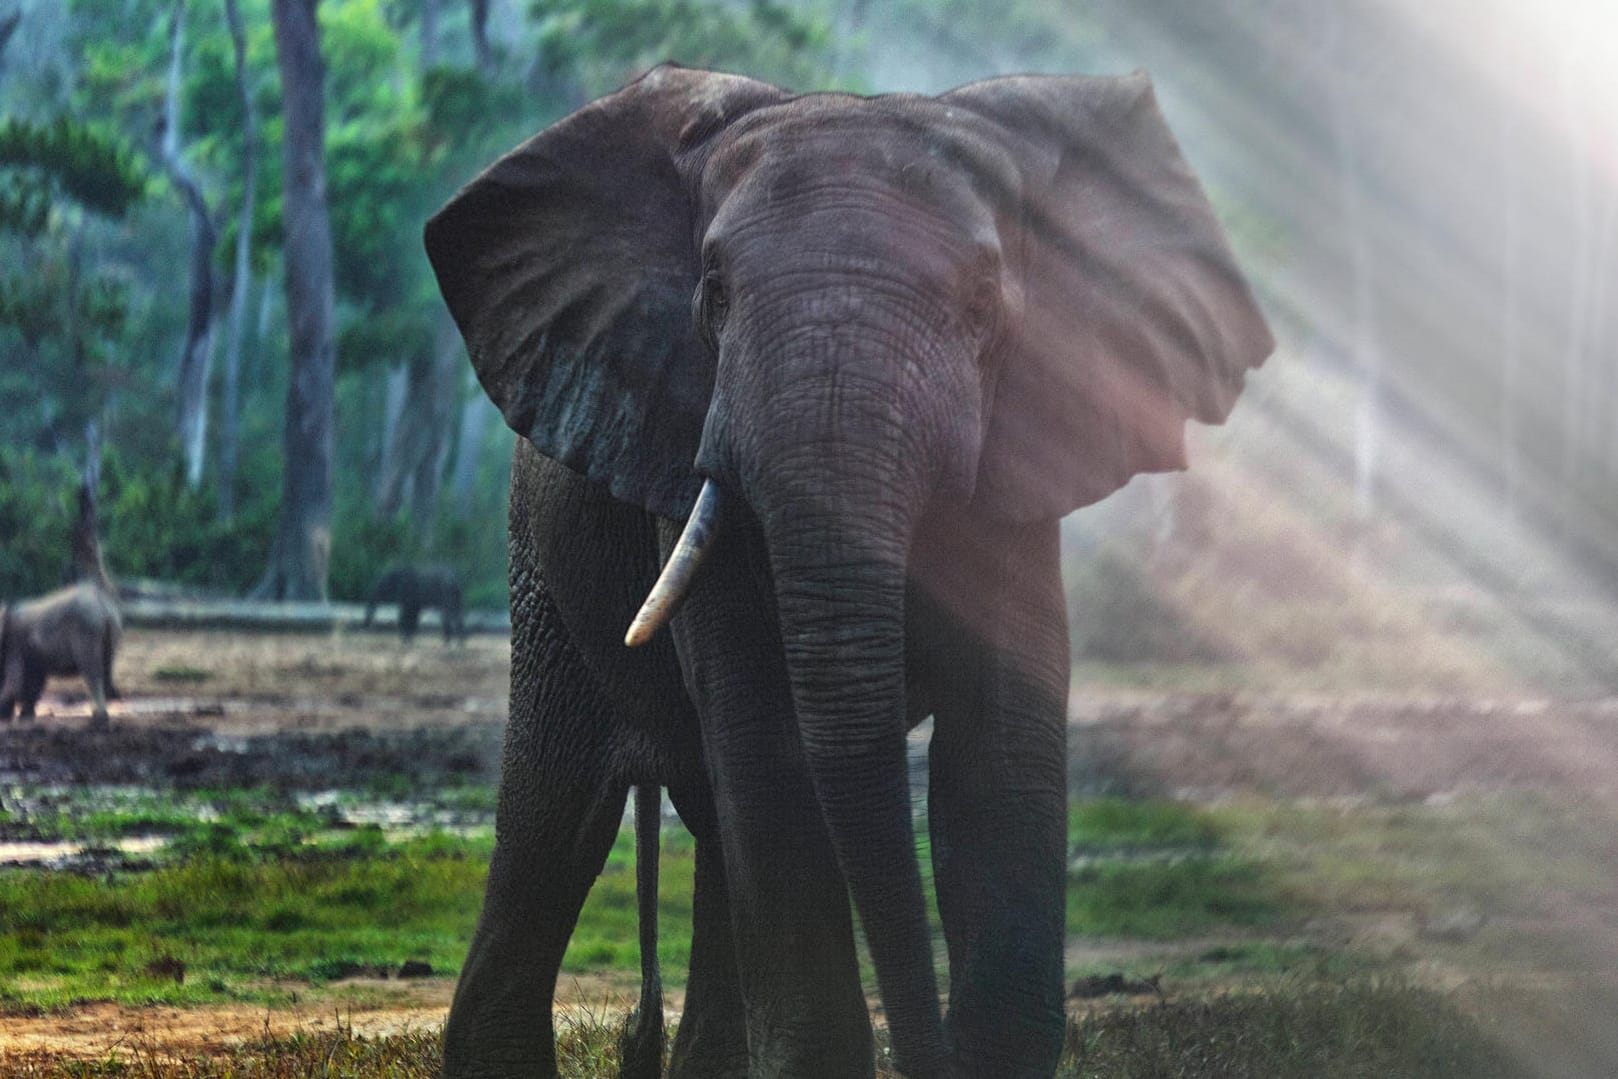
xmin=915 ymin=517 xmax=1069 ymax=1079
xmin=440 ymin=582 xmax=629 ymax=1079
xmin=664 ymin=519 xmax=876 ymax=1079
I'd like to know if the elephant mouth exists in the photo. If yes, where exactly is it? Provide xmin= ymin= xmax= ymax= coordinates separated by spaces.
xmin=623 ymin=478 xmax=725 ymax=646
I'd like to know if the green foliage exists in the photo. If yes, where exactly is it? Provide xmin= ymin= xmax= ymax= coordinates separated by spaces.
xmin=99 ymin=451 xmax=273 ymax=591
xmin=3 ymin=0 xmax=854 ymax=601
xmin=420 ymin=66 xmax=523 ymax=151
xmin=530 ymin=0 xmax=845 ymax=95
xmin=0 ymin=444 xmax=283 ymax=599
xmin=0 ymin=115 xmax=148 ymax=228
xmin=0 ymin=243 xmax=134 ymax=455
xmin=0 ymin=449 xmax=78 ymax=597
xmin=328 ymin=507 xmax=416 ymax=602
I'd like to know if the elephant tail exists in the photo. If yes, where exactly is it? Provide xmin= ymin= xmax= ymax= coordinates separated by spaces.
xmin=618 ymin=782 xmax=665 ymax=1079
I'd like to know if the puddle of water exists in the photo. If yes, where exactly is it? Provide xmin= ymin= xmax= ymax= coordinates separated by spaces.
xmin=0 ymin=835 xmax=168 ymax=866
xmin=294 ymin=790 xmax=494 ymax=832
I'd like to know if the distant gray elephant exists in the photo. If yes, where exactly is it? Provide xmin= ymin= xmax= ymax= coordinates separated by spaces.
xmin=426 ymin=65 xmax=1271 ymax=1078
xmin=3 ymin=481 xmax=122 ymax=726
xmin=0 ymin=581 xmax=122 ymax=725
xmin=363 ymin=564 xmax=466 ymax=642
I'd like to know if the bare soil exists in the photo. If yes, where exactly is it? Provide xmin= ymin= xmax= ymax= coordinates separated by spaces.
xmin=4 ymin=627 xmax=1618 ymax=1061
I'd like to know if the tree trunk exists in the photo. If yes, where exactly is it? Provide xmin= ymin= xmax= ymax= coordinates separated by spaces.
xmin=420 ymin=0 xmax=438 ymax=67
xmin=217 ymin=0 xmax=257 ymax=522
xmin=253 ymin=0 xmax=335 ymax=602
xmin=375 ymin=331 xmax=459 ymax=539
xmin=372 ymin=8 xmax=465 ymax=538
xmin=450 ymin=371 xmax=495 ymax=513
xmin=161 ymin=0 xmax=218 ymax=490
xmin=68 ymin=479 xmax=113 ymax=592
xmin=82 ymin=417 xmax=101 ymax=505
xmin=376 ymin=362 xmax=408 ymax=498
xmin=468 ymin=0 xmax=491 ymax=72
xmin=0 ymin=11 xmax=21 ymax=74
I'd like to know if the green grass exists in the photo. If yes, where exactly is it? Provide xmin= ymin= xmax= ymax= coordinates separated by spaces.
xmin=151 ymin=665 xmax=211 ymax=683
xmin=561 ymin=825 xmax=696 ymax=975
xmin=0 ymin=984 xmax=1532 ymax=1077
xmin=1068 ymin=857 xmax=1282 ymax=939
xmin=6 ymin=785 xmax=500 ymax=847
xmin=0 ymin=787 xmax=1301 ymax=1010
xmin=1064 ymin=797 xmax=1289 ymax=940
xmin=0 ymin=782 xmax=709 ymax=1011
xmin=0 ymin=838 xmax=490 ymax=1010
xmin=1070 ymin=797 xmax=1223 ymax=854
xmin=0 ymin=828 xmax=706 ymax=1012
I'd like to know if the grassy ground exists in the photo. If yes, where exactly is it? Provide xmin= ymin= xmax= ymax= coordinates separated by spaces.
xmin=5 ymin=735 xmax=1604 ymax=1073
xmin=0 ymin=783 xmax=701 ymax=1012
xmin=0 ymin=984 xmax=1530 ymax=1077
xmin=0 ymin=788 xmax=1285 ymax=1013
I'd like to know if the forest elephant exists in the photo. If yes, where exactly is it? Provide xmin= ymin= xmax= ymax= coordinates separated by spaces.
xmin=1 ymin=482 xmax=122 ymax=726
xmin=424 ymin=65 xmax=1272 ymax=1078
xmin=362 ymin=564 xmax=466 ymax=642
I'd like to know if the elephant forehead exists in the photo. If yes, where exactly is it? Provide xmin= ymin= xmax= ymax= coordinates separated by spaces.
xmin=705 ymin=97 xmax=1019 ymax=220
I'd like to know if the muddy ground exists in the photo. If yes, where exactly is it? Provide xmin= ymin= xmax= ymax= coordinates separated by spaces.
xmin=4 ymin=627 xmax=1618 ymax=1065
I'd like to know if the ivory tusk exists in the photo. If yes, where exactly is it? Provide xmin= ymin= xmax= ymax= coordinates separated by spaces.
xmin=624 ymin=479 xmax=723 ymax=647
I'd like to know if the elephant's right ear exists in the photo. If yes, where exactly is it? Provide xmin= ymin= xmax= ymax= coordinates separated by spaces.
xmin=424 ymin=65 xmax=790 ymax=519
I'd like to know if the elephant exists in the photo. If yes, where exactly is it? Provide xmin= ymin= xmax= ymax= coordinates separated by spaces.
xmin=362 ymin=564 xmax=467 ymax=642
xmin=0 ymin=581 xmax=123 ymax=725
xmin=424 ymin=64 xmax=1271 ymax=1078
xmin=3 ymin=481 xmax=122 ymax=726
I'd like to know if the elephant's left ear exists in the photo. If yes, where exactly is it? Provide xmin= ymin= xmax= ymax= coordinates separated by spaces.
xmin=943 ymin=73 xmax=1274 ymax=522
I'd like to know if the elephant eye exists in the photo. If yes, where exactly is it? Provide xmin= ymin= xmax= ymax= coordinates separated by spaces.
xmin=699 ymin=270 xmax=729 ymax=349
xmin=961 ymin=247 xmax=1003 ymax=348
xmin=963 ymin=276 xmax=1000 ymax=345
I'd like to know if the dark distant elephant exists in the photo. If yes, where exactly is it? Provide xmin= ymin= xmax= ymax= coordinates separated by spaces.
xmin=0 ymin=581 xmax=122 ymax=725
xmin=425 ymin=65 xmax=1271 ymax=1078
xmin=363 ymin=564 xmax=466 ymax=642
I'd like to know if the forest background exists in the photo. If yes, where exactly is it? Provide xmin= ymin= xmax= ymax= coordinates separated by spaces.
xmin=3 ymin=0 xmax=1616 ymax=688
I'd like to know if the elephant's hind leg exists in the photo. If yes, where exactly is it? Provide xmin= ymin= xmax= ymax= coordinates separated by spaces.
xmin=663 ymin=781 xmax=749 ymax=1079
xmin=16 ymin=664 xmax=47 ymax=721
xmin=70 ymin=632 xmax=111 ymax=725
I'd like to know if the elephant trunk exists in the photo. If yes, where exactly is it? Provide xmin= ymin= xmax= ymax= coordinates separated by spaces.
xmin=754 ymin=438 xmax=949 ymax=1077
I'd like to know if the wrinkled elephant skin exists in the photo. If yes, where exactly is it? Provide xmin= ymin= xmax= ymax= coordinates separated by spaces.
xmin=425 ymin=65 xmax=1271 ymax=1079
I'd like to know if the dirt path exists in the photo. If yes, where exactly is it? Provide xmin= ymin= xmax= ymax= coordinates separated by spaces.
xmin=0 ymin=975 xmax=668 ymax=1060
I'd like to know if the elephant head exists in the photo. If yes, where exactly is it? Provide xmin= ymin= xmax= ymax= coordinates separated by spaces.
xmin=426 ymin=64 xmax=1270 ymax=1074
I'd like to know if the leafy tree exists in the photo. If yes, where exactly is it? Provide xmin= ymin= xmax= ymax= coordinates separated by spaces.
xmin=0 ymin=115 xmax=146 ymax=232
xmin=528 ymin=0 xmax=845 ymax=98
xmin=0 ymin=114 xmax=147 ymax=483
